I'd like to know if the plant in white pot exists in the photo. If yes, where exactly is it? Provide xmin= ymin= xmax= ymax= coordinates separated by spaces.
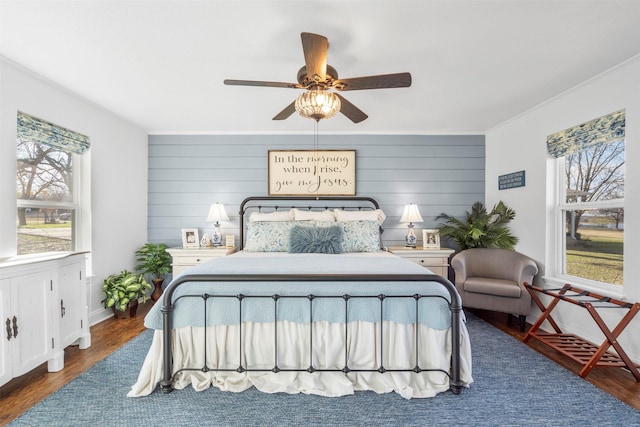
xmin=102 ymin=270 xmax=152 ymax=318
xmin=135 ymin=242 xmax=172 ymax=302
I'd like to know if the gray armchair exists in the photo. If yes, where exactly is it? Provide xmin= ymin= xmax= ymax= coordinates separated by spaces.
xmin=450 ymin=248 xmax=538 ymax=331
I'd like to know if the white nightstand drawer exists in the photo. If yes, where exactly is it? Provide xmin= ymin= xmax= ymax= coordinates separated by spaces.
xmin=171 ymin=255 xmax=210 ymax=265
xmin=166 ymin=246 xmax=236 ymax=277
xmin=403 ymin=257 xmax=447 ymax=268
xmin=387 ymin=247 xmax=454 ymax=278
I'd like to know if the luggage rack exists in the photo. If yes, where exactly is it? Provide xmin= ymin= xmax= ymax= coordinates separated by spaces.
xmin=524 ymin=283 xmax=640 ymax=381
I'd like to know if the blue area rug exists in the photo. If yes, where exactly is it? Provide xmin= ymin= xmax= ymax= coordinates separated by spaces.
xmin=10 ymin=314 xmax=639 ymax=426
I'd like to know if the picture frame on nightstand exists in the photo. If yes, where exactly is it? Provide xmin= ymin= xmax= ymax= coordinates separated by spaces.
xmin=181 ymin=228 xmax=200 ymax=248
xmin=422 ymin=229 xmax=440 ymax=249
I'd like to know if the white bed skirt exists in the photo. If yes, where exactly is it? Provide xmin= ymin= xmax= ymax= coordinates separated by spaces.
xmin=128 ymin=320 xmax=473 ymax=399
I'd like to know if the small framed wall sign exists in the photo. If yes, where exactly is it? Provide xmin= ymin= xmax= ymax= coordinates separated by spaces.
xmin=499 ymin=170 xmax=526 ymax=190
xmin=181 ymin=228 xmax=200 ymax=248
xmin=268 ymin=150 xmax=356 ymax=196
xmin=423 ymin=229 xmax=440 ymax=249
xmin=225 ymin=235 xmax=235 ymax=248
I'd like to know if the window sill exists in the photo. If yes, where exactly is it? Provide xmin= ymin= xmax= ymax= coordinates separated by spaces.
xmin=0 ymin=251 xmax=88 ymax=269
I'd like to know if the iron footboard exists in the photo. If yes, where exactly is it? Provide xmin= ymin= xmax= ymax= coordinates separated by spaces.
xmin=159 ymin=273 xmax=464 ymax=396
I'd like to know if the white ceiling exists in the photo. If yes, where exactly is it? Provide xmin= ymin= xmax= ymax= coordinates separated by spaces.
xmin=2 ymin=0 xmax=640 ymax=134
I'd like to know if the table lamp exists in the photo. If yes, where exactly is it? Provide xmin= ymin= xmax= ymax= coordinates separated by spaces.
xmin=206 ymin=202 xmax=229 ymax=246
xmin=399 ymin=203 xmax=423 ymax=248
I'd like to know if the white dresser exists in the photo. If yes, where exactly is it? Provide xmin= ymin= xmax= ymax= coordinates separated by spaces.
xmin=0 ymin=252 xmax=91 ymax=386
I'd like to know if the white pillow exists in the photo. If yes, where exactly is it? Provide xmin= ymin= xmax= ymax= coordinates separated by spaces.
xmin=334 ymin=208 xmax=386 ymax=222
xmin=249 ymin=210 xmax=294 ymax=222
xmin=293 ymin=208 xmax=335 ymax=222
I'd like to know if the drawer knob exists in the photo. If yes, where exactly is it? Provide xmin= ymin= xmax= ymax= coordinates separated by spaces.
xmin=196 ymin=258 xmax=201 ymax=262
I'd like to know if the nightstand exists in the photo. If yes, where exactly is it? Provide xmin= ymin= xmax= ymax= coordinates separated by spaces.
xmin=166 ymin=246 xmax=237 ymax=276
xmin=387 ymin=246 xmax=455 ymax=277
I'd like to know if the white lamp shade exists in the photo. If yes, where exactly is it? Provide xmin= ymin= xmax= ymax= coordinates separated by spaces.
xmin=399 ymin=204 xmax=423 ymax=223
xmin=207 ymin=203 xmax=229 ymax=222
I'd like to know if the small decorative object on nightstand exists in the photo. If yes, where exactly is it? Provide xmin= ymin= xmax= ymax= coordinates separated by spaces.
xmin=181 ymin=228 xmax=200 ymax=248
xmin=399 ymin=204 xmax=423 ymax=248
xmin=166 ymin=246 xmax=237 ymax=276
xmin=207 ymin=202 xmax=229 ymax=246
xmin=388 ymin=246 xmax=454 ymax=277
xmin=422 ymin=229 xmax=440 ymax=249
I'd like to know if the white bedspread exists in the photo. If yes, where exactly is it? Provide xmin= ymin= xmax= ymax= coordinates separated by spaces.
xmin=128 ymin=251 xmax=473 ymax=398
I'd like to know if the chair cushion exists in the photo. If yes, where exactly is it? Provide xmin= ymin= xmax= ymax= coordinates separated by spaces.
xmin=463 ymin=277 xmax=522 ymax=298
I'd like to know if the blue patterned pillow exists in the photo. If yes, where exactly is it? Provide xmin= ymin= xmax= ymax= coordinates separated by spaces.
xmin=289 ymin=224 xmax=344 ymax=254
xmin=244 ymin=221 xmax=294 ymax=252
xmin=340 ymin=220 xmax=383 ymax=252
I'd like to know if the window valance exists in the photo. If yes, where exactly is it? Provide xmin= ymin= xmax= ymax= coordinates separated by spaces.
xmin=17 ymin=111 xmax=90 ymax=154
xmin=546 ymin=109 xmax=625 ymax=158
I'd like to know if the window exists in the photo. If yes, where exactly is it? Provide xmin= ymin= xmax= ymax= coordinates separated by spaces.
xmin=549 ymin=110 xmax=625 ymax=287
xmin=16 ymin=112 xmax=89 ymax=255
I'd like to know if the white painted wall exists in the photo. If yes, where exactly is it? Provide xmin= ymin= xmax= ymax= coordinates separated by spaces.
xmin=0 ymin=58 xmax=148 ymax=325
xmin=486 ymin=55 xmax=640 ymax=362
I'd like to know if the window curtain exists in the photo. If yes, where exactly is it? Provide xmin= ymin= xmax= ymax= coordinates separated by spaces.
xmin=546 ymin=109 xmax=625 ymax=158
xmin=17 ymin=111 xmax=90 ymax=154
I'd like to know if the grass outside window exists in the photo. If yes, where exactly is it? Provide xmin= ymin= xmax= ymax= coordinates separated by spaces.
xmin=566 ymin=228 xmax=623 ymax=285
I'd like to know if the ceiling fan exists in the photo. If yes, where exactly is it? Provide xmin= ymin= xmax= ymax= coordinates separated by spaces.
xmin=224 ymin=32 xmax=412 ymax=123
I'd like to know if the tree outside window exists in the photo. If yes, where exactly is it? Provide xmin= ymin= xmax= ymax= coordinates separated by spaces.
xmin=16 ymin=138 xmax=75 ymax=254
xmin=562 ymin=139 xmax=624 ymax=285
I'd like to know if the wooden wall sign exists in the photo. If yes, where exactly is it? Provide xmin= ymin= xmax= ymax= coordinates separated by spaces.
xmin=268 ymin=150 xmax=356 ymax=196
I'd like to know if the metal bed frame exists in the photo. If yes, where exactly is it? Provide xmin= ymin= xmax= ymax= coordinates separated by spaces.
xmin=159 ymin=196 xmax=464 ymax=395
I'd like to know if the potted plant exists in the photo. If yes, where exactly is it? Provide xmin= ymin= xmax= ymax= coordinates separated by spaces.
xmin=102 ymin=270 xmax=152 ymax=318
xmin=435 ymin=201 xmax=518 ymax=250
xmin=435 ymin=201 xmax=518 ymax=282
xmin=135 ymin=242 xmax=172 ymax=301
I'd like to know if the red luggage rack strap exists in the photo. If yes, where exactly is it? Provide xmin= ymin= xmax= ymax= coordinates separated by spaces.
xmin=524 ymin=283 xmax=640 ymax=381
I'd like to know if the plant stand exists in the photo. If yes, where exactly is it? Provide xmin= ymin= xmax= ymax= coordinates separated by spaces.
xmin=524 ymin=283 xmax=640 ymax=381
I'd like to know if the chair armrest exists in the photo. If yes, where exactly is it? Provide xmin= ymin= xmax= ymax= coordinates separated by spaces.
xmin=514 ymin=257 xmax=539 ymax=286
xmin=450 ymin=252 xmax=468 ymax=285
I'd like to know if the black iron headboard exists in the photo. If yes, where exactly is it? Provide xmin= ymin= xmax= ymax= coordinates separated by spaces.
xmin=238 ymin=196 xmax=380 ymax=250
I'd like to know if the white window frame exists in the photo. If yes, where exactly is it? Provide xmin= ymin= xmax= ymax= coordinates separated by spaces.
xmin=16 ymin=149 xmax=87 ymax=255
xmin=550 ymin=157 xmax=624 ymax=297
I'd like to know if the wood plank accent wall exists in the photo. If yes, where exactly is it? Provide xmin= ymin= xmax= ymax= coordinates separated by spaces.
xmin=148 ymin=134 xmax=485 ymax=248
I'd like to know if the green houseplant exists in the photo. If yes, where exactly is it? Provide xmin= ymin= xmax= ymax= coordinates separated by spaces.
xmin=102 ymin=270 xmax=152 ymax=318
xmin=135 ymin=242 xmax=172 ymax=301
xmin=435 ymin=201 xmax=518 ymax=250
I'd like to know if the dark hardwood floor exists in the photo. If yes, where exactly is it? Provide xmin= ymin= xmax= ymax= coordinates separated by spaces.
xmin=0 ymin=303 xmax=638 ymax=425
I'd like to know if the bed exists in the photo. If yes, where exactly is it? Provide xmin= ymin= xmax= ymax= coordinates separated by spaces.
xmin=128 ymin=196 xmax=473 ymax=399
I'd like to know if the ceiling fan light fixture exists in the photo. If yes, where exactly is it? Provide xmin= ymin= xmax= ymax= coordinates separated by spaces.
xmin=295 ymin=89 xmax=341 ymax=121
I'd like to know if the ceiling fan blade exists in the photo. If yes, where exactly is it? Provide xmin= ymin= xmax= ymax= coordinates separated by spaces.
xmin=335 ymin=94 xmax=368 ymax=123
xmin=272 ymin=101 xmax=297 ymax=120
xmin=301 ymin=32 xmax=328 ymax=82
xmin=332 ymin=72 xmax=412 ymax=91
xmin=224 ymin=79 xmax=303 ymax=89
